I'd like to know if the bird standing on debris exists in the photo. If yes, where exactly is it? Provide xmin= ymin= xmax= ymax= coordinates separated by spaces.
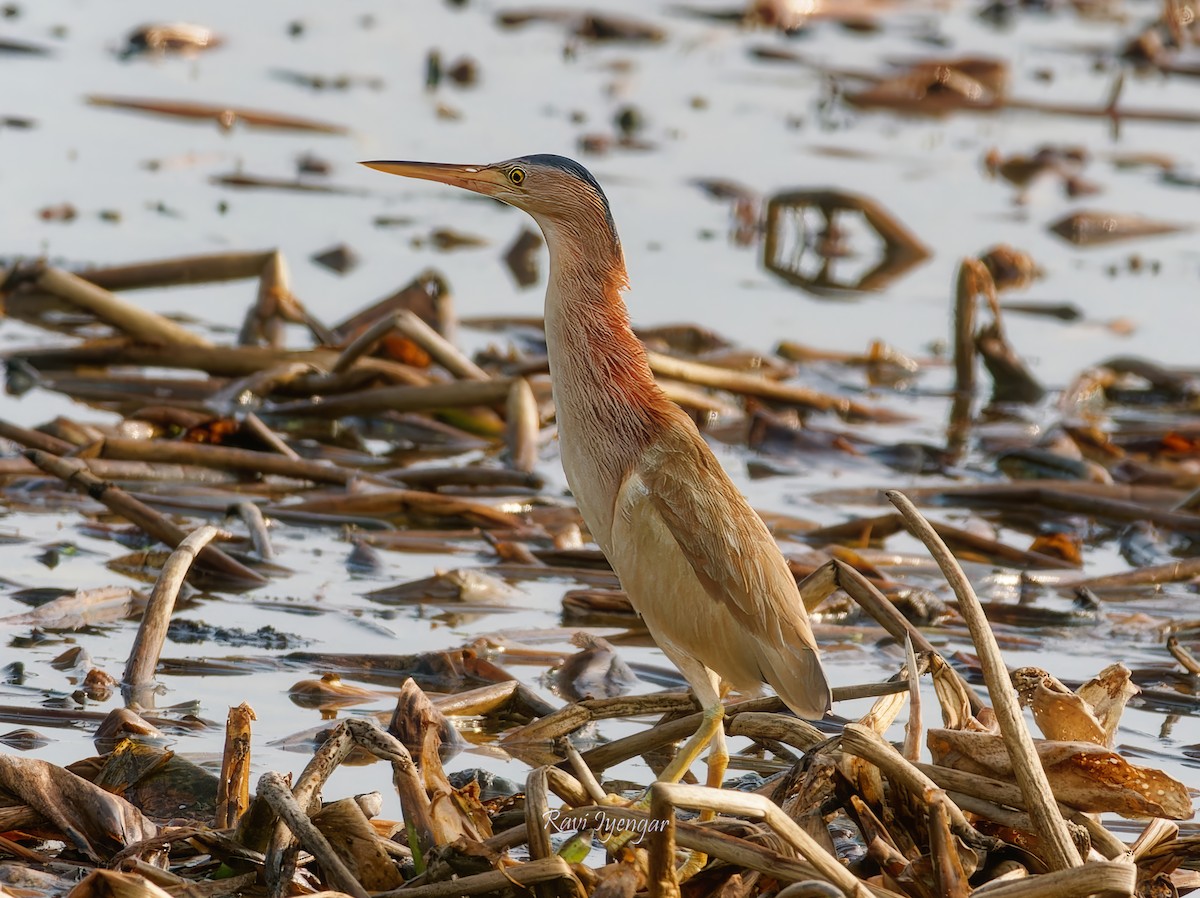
xmin=363 ymin=154 xmax=830 ymax=787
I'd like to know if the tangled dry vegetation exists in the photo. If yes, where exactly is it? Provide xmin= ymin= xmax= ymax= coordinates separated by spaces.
xmin=0 ymin=240 xmax=1198 ymax=898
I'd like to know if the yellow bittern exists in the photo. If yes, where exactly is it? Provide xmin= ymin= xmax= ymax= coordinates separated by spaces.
xmin=362 ymin=155 xmax=830 ymax=788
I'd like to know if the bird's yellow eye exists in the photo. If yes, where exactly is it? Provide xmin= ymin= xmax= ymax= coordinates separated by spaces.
xmin=509 ymin=167 xmax=526 ymax=186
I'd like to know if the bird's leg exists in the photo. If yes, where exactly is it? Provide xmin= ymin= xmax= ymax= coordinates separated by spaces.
xmin=656 ymin=699 xmax=723 ymax=786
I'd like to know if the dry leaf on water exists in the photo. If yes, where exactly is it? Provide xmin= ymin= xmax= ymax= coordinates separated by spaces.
xmin=928 ymin=728 xmax=1192 ymax=820
xmin=0 ymin=755 xmax=158 ymax=861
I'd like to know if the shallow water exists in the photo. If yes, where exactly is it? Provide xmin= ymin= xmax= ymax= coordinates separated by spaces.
xmin=1 ymin=0 xmax=1198 ymax=821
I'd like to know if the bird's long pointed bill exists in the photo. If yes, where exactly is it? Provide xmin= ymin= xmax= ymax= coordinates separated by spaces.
xmin=360 ymin=160 xmax=500 ymax=195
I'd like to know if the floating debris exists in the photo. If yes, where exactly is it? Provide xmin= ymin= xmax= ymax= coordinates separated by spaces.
xmin=310 ymin=243 xmax=360 ymax=274
xmin=86 ymin=95 xmax=349 ymax=134
xmin=120 ymin=22 xmax=221 ymax=58
xmin=1048 ymin=210 xmax=1191 ymax=246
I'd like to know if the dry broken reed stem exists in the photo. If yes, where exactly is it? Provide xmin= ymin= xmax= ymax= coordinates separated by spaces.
xmin=72 ymin=250 xmax=278 ymax=292
xmin=258 ymin=770 xmax=369 ymax=898
xmin=805 ymin=559 xmax=986 ymax=715
xmin=269 ymin=378 xmax=514 ymax=418
xmin=242 ymin=412 xmax=300 ymax=460
xmin=36 ymin=267 xmax=213 ymax=348
xmin=373 ymin=857 xmax=586 ymax=898
xmin=645 ymin=350 xmax=902 ymax=422
xmin=1067 ymin=557 xmax=1200 ymax=592
xmin=0 ymin=419 xmax=74 ymax=454
xmin=96 ymin=437 xmax=356 ymax=486
xmin=332 ymin=311 xmax=407 ymax=373
xmin=506 ymin=378 xmax=541 ymax=474
xmin=217 ymin=702 xmax=256 ymax=829
xmin=228 ymin=501 xmax=275 ymax=560
xmin=840 ymin=724 xmax=988 ymax=848
xmin=953 ymin=259 xmax=992 ymax=398
xmin=565 ymin=806 xmax=868 ymax=892
xmin=523 ymin=768 xmax=555 ymax=898
xmin=394 ymin=309 xmax=490 ymax=381
xmin=884 ymin=490 xmax=1083 ymax=871
xmin=261 ymin=719 xmax=434 ymax=895
xmin=123 ymin=524 xmax=223 ymax=689
xmin=725 ymin=712 xmax=826 ymax=750
xmin=916 ymin=763 xmax=1127 ymax=859
xmin=969 ymin=861 xmax=1135 ymax=898
xmin=6 ymin=341 xmax=428 ymax=385
xmin=650 ymin=783 xmax=872 ymax=898
xmin=24 ymin=450 xmax=266 ymax=586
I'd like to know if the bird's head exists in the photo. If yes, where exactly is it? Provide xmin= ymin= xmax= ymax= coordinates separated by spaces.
xmin=361 ymin=154 xmax=621 ymax=258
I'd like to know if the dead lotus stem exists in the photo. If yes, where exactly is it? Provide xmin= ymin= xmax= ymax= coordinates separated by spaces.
xmin=524 ymin=769 xmax=552 ymax=862
xmin=645 ymin=350 xmax=900 ymax=421
xmin=331 ymin=311 xmax=406 ymax=373
xmin=36 ymin=266 xmax=213 ymax=348
xmin=269 ymin=378 xmax=513 ymax=418
xmin=217 ymin=702 xmax=256 ymax=830
xmin=969 ymin=861 xmax=1135 ymax=898
xmin=885 ymin=490 xmax=1083 ymax=871
xmin=123 ymin=524 xmax=224 ymax=688
xmin=242 ymin=412 xmax=300 ymax=460
xmin=903 ymin=635 xmax=922 ymax=761
xmin=24 ymin=450 xmax=266 ymax=586
xmin=585 ymin=805 xmax=848 ymax=889
xmin=840 ymin=724 xmax=987 ymax=848
xmin=726 ymin=712 xmax=826 ymax=751
xmin=563 ymin=744 xmax=608 ymax=804
xmin=258 ymin=770 xmax=369 ymax=898
xmin=0 ymin=419 xmax=74 ymax=455
xmin=916 ymin=762 xmax=1127 ymax=859
xmin=394 ymin=309 xmax=490 ymax=381
xmin=228 ymin=501 xmax=275 ymax=560
xmin=372 ymin=857 xmax=586 ymax=898
xmin=73 ymin=250 xmax=277 ymax=292
xmin=98 ymin=437 xmax=354 ymax=486
xmin=953 ymin=258 xmax=991 ymax=398
xmin=816 ymin=559 xmax=986 ymax=715
xmin=506 ymin=377 xmax=541 ymax=474
xmin=263 ymin=718 xmax=435 ymax=891
xmin=1065 ymin=557 xmax=1200 ymax=592
xmin=649 ymin=783 xmax=872 ymax=898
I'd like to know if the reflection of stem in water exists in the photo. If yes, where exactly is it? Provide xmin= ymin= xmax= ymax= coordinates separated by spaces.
xmin=763 ymin=189 xmax=929 ymax=296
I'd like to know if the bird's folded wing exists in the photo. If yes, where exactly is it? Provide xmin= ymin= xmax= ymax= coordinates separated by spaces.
xmin=639 ymin=426 xmax=817 ymax=653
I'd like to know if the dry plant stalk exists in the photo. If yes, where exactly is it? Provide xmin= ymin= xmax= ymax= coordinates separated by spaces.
xmin=217 ymin=702 xmax=257 ymax=829
xmin=123 ymin=525 xmax=224 ymax=689
xmin=885 ymin=489 xmax=1083 ymax=870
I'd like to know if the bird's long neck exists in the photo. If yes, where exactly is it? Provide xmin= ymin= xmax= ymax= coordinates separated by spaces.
xmin=539 ymin=219 xmax=670 ymax=546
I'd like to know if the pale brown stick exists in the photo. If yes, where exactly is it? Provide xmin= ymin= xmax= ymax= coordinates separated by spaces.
xmin=646 ymin=350 xmax=903 ymax=422
xmin=332 ymin=312 xmax=405 ymax=373
xmin=885 ymin=489 xmax=1083 ymax=871
xmin=37 ymin=266 xmax=213 ymax=348
xmin=524 ymin=768 xmax=556 ymax=898
xmin=968 ymin=861 xmax=1134 ymax=898
xmin=258 ymin=771 xmax=369 ymax=898
xmin=269 ymin=379 xmax=513 ymax=418
xmin=228 ymin=501 xmax=275 ymax=560
xmin=650 ymin=783 xmax=871 ymax=898
xmin=647 ymin=786 xmax=681 ymax=898
xmin=394 ymin=310 xmax=489 ymax=381
xmin=217 ymin=703 xmax=256 ymax=829
xmin=372 ymin=857 xmax=586 ymax=898
xmin=123 ymin=525 xmax=223 ymax=689
xmin=99 ymin=437 xmax=355 ymax=485
xmin=918 ymin=763 xmax=1127 ymax=859
xmin=841 ymin=724 xmax=986 ymax=848
xmin=506 ymin=378 xmax=540 ymax=473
